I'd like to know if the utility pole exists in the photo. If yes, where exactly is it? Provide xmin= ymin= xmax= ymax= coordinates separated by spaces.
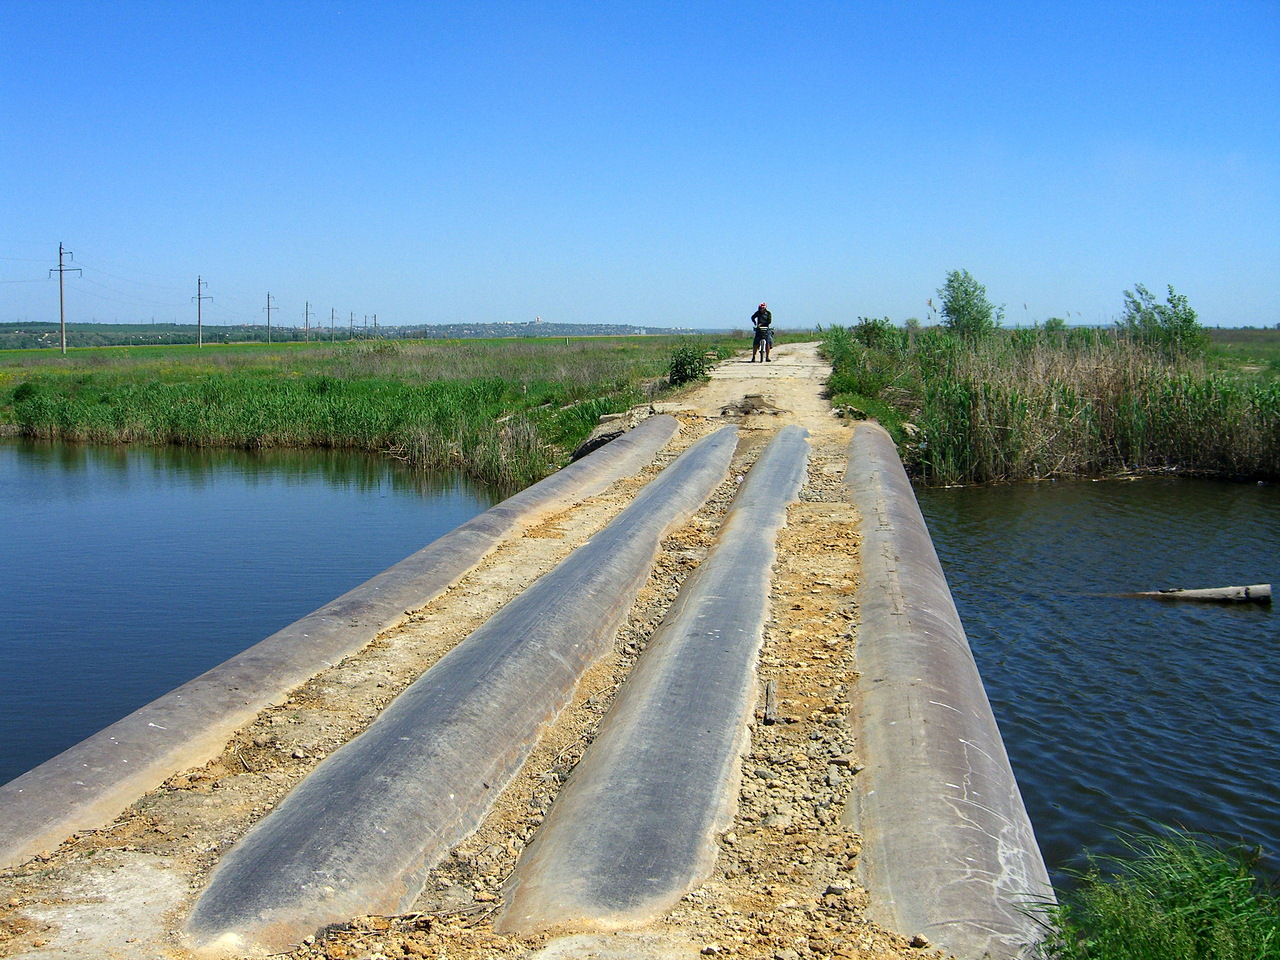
xmin=372 ymin=313 xmax=378 ymax=339
xmin=49 ymin=243 xmax=81 ymax=355
xmin=304 ymin=301 xmax=311 ymax=343
xmin=193 ymin=277 xmax=212 ymax=348
xmin=264 ymin=292 xmax=276 ymax=344
xmin=330 ymin=308 xmax=336 ymax=343
xmin=349 ymin=311 xmax=354 ymax=340
xmin=363 ymin=314 xmax=368 ymax=339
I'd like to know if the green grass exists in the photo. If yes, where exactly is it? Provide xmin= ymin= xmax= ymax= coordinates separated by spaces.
xmin=820 ymin=323 xmax=1280 ymax=484
xmin=1043 ymin=832 xmax=1280 ymax=960
xmin=0 ymin=335 xmax=736 ymax=486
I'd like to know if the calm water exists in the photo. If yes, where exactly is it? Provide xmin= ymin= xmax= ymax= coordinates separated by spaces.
xmin=0 ymin=441 xmax=501 ymax=787
xmin=915 ymin=478 xmax=1279 ymax=884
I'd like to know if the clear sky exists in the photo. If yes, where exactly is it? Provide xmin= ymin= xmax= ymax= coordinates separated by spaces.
xmin=2 ymin=1 xmax=1277 ymax=330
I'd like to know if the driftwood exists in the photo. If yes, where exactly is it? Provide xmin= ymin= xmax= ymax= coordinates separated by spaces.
xmin=1134 ymin=583 xmax=1271 ymax=605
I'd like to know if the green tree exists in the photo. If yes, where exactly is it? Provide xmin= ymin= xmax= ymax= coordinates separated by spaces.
xmin=1119 ymin=283 xmax=1208 ymax=354
xmin=938 ymin=269 xmax=1002 ymax=340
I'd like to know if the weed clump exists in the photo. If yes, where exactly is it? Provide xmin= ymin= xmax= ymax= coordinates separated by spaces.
xmin=667 ymin=344 xmax=714 ymax=385
xmin=1044 ymin=831 xmax=1280 ymax=960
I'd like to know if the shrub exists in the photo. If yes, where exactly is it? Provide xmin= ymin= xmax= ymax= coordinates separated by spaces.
xmin=1119 ymin=284 xmax=1209 ymax=356
xmin=939 ymin=269 xmax=1002 ymax=340
xmin=853 ymin=317 xmax=908 ymax=353
xmin=668 ymin=344 xmax=712 ymax=385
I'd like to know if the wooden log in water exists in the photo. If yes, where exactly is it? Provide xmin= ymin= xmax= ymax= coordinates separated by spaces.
xmin=1137 ymin=584 xmax=1271 ymax=604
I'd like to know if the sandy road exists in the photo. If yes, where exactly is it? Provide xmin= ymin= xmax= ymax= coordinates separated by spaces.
xmin=0 ymin=343 xmax=942 ymax=960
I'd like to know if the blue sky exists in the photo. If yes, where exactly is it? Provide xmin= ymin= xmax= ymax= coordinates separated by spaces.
xmin=2 ymin=1 xmax=1277 ymax=330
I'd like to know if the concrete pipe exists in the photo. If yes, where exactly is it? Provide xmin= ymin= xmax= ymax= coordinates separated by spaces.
xmin=841 ymin=422 xmax=1053 ymax=960
xmin=186 ymin=426 xmax=739 ymax=956
xmin=500 ymin=425 xmax=810 ymax=934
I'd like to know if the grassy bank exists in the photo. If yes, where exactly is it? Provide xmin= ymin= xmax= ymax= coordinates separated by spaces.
xmin=1044 ymin=832 xmax=1280 ymax=960
xmin=822 ymin=323 xmax=1280 ymax=484
xmin=0 ymin=335 xmax=734 ymax=486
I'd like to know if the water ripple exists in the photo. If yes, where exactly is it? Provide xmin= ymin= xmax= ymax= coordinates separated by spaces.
xmin=916 ymin=478 xmax=1280 ymax=885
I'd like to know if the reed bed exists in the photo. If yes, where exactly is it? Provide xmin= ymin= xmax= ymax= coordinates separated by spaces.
xmin=822 ymin=325 xmax=1280 ymax=485
xmin=0 ymin=337 xmax=722 ymax=486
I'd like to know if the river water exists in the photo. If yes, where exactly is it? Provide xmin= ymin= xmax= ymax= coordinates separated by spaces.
xmin=915 ymin=478 xmax=1279 ymax=884
xmin=0 ymin=441 xmax=500 ymax=787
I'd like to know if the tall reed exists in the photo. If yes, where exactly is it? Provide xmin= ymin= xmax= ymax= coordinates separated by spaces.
xmin=821 ymin=325 xmax=1280 ymax=484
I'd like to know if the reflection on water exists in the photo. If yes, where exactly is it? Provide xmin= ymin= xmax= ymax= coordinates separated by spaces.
xmin=0 ymin=440 xmax=502 ymax=786
xmin=915 ymin=478 xmax=1279 ymax=885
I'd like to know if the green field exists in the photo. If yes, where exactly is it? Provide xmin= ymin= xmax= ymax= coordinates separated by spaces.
xmin=1208 ymin=327 xmax=1280 ymax=377
xmin=0 ymin=335 xmax=737 ymax=486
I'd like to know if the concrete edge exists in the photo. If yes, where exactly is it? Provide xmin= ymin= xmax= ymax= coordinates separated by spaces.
xmin=0 ymin=415 xmax=680 ymax=871
xmin=840 ymin=421 xmax=1054 ymax=960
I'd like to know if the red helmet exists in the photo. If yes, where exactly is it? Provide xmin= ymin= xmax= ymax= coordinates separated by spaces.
xmin=759 ymin=302 xmax=767 ymax=308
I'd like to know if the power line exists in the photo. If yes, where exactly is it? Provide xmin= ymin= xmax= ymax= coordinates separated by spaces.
xmin=77 ymin=275 xmax=184 ymax=308
xmin=77 ymin=262 xmax=185 ymax=293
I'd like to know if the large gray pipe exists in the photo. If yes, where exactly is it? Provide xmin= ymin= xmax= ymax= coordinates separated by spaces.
xmin=841 ymin=422 xmax=1053 ymax=959
xmin=186 ymin=426 xmax=739 ymax=956
xmin=0 ymin=415 xmax=679 ymax=872
xmin=499 ymin=425 xmax=809 ymax=934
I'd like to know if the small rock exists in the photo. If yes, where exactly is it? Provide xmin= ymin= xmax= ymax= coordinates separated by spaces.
xmin=910 ymin=934 xmax=931 ymax=948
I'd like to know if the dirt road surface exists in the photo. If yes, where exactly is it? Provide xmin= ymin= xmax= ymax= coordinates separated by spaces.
xmin=0 ymin=342 xmax=946 ymax=960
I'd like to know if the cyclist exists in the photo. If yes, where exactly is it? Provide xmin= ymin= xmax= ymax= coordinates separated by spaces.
xmin=751 ymin=302 xmax=773 ymax=362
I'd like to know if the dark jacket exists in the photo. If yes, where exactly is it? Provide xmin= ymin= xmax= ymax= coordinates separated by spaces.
xmin=751 ymin=307 xmax=772 ymax=327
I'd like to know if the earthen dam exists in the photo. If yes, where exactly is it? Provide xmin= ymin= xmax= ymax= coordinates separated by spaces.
xmin=0 ymin=343 xmax=1052 ymax=960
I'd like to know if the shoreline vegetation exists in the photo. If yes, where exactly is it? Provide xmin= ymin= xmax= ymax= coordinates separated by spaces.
xmin=0 ymin=336 xmax=734 ymax=487
xmin=821 ymin=320 xmax=1280 ymax=486
xmin=1043 ymin=831 xmax=1280 ymax=960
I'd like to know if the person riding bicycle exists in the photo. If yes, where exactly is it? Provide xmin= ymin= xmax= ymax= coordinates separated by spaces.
xmin=751 ymin=302 xmax=773 ymax=362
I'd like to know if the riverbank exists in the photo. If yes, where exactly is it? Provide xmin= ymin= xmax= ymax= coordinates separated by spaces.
xmin=0 ymin=336 xmax=735 ymax=486
xmin=821 ymin=324 xmax=1280 ymax=485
